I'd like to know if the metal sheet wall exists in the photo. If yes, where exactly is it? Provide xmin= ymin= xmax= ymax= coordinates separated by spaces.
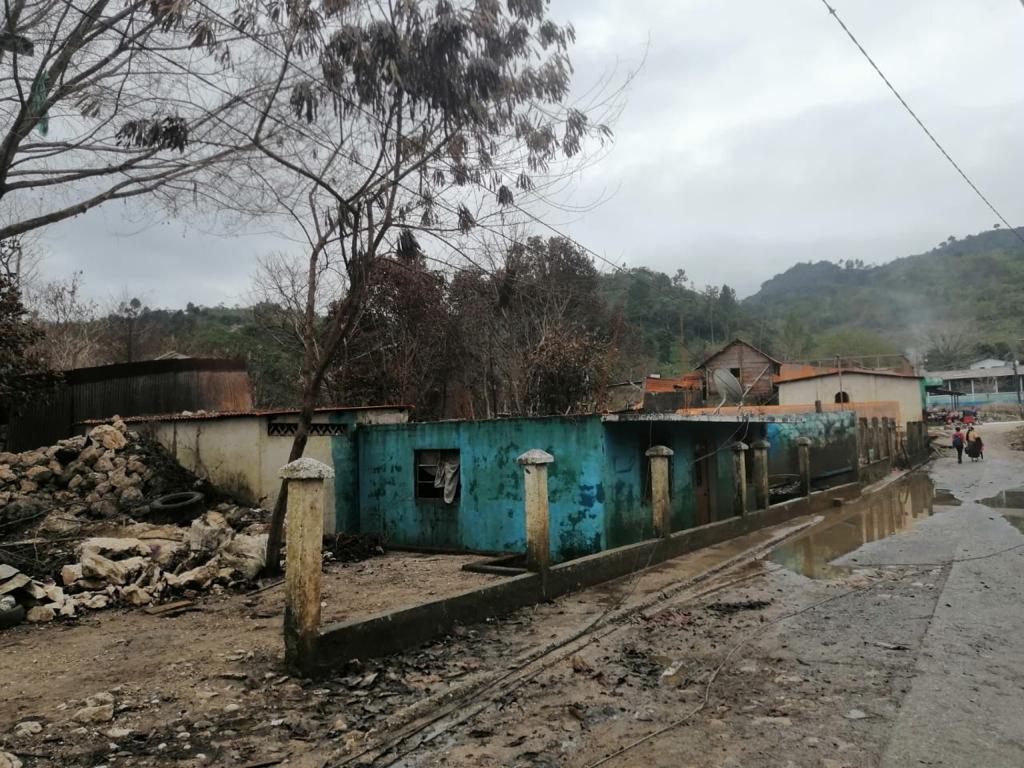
xmin=5 ymin=360 xmax=253 ymax=451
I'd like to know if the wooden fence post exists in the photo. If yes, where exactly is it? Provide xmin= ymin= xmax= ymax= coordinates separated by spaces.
xmin=645 ymin=445 xmax=674 ymax=537
xmin=280 ymin=458 xmax=333 ymax=676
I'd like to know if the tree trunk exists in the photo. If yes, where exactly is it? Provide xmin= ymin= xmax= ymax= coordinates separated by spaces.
xmin=263 ymin=387 xmax=315 ymax=575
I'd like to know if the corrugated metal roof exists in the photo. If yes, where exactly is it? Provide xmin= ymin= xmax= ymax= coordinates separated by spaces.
xmin=775 ymin=368 xmax=922 ymax=384
xmin=78 ymin=404 xmax=412 ymax=425
xmin=926 ymin=366 xmax=1016 ymax=380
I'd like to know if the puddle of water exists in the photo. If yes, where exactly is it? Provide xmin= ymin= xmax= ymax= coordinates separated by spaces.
xmin=979 ymin=488 xmax=1024 ymax=534
xmin=933 ymin=488 xmax=961 ymax=506
xmin=979 ymin=488 xmax=1024 ymax=510
xmin=768 ymin=473 xmax=936 ymax=579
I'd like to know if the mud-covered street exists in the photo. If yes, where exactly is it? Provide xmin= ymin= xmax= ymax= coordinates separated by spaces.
xmin=4 ymin=425 xmax=1024 ymax=767
xmin=378 ymin=422 xmax=1024 ymax=768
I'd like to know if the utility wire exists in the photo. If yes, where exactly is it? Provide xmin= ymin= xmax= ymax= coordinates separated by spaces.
xmin=819 ymin=0 xmax=1024 ymax=247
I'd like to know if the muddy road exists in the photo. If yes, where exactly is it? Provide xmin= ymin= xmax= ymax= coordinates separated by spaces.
xmin=3 ymin=424 xmax=1024 ymax=767
xmin=381 ymin=422 xmax=1024 ymax=768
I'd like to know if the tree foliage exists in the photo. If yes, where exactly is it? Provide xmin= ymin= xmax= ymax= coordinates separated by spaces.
xmin=0 ymin=0 xmax=258 ymax=240
xmin=0 ymin=239 xmax=58 ymax=413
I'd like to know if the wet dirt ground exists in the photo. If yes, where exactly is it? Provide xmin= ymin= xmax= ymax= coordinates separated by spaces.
xmin=4 ymin=424 xmax=1024 ymax=767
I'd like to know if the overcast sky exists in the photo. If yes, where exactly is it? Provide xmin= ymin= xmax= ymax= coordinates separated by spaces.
xmin=36 ymin=0 xmax=1024 ymax=307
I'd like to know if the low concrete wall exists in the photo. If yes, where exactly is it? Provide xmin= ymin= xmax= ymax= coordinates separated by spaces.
xmin=134 ymin=408 xmax=408 ymax=534
xmin=314 ymin=481 xmax=861 ymax=669
xmin=138 ymin=415 xmax=337 ymax=530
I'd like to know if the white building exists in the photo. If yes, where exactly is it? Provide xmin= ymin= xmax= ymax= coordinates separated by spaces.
xmin=776 ymin=369 xmax=926 ymax=424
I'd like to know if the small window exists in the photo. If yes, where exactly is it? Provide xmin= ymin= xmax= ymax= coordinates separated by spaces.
xmin=415 ymin=449 xmax=461 ymax=503
xmin=729 ymin=367 xmax=741 ymax=379
xmin=835 ymin=391 xmax=850 ymax=403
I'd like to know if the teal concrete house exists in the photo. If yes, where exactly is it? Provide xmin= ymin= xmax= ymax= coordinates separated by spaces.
xmin=328 ymin=411 xmax=857 ymax=564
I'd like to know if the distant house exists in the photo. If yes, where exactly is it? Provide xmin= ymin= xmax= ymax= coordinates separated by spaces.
xmin=969 ymin=358 xmax=1008 ymax=370
xmin=776 ymin=368 xmax=926 ymax=424
xmin=696 ymin=339 xmax=782 ymax=404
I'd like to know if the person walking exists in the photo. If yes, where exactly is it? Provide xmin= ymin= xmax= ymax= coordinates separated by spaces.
xmin=952 ymin=426 xmax=965 ymax=464
xmin=966 ymin=427 xmax=983 ymax=461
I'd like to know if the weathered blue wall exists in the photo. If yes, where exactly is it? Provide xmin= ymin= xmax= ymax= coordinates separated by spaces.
xmin=766 ymin=411 xmax=858 ymax=481
xmin=339 ymin=415 xmax=837 ymax=562
xmin=355 ymin=416 xmax=608 ymax=563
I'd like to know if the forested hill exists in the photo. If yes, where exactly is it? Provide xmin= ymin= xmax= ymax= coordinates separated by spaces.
xmin=743 ymin=227 xmax=1024 ymax=346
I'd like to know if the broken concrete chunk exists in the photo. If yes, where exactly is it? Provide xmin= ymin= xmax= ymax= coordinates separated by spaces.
xmin=0 ymin=750 xmax=23 ymax=768
xmin=82 ymin=593 xmax=110 ymax=610
xmin=119 ymin=486 xmax=144 ymax=504
xmin=79 ymin=553 xmax=146 ymax=586
xmin=78 ymin=537 xmax=151 ymax=561
xmin=80 ymin=553 xmax=127 ymax=585
xmin=166 ymin=560 xmax=220 ymax=590
xmin=13 ymin=720 xmax=42 ymax=737
xmin=188 ymin=512 xmax=234 ymax=554
xmin=24 ymin=465 xmax=53 ymax=484
xmin=88 ymin=424 xmax=127 ymax=451
xmin=0 ymin=571 xmax=30 ymax=596
xmin=220 ymin=534 xmax=268 ymax=580
xmin=21 ymin=581 xmax=48 ymax=601
xmin=61 ymin=564 xmax=84 ymax=586
xmin=43 ymin=584 xmax=65 ymax=605
xmin=26 ymin=605 xmax=56 ymax=623
xmin=17 ymin=451 xmax=46 ymax=468
xmin=72 ymin=703 xmax=114 ymax=724
xmin=120 ymin=585 xmax=154 ymax=606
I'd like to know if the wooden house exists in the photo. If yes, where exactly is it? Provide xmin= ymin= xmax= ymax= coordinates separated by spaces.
xmin=696 ymin=339 xmax=782 ymax=404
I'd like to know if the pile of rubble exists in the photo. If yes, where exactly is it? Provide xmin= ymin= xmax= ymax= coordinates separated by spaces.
xmin=0 ymin=418 xmax=200 ymax=532
xmin=0 ymin=419 xmax=271 ymax=629
xmin=1 ymin=508 xmax=268 ymax=625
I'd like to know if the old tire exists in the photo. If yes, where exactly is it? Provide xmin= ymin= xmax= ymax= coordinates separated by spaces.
xmin=0 ymin=604 xmax=25 ymax=630
xmin=150 ymin=491 xmax=205 ymax=522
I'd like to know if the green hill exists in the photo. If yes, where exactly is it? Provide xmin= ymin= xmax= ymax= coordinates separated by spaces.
xmin=744 ymin=227 xmax=1024 ymax=360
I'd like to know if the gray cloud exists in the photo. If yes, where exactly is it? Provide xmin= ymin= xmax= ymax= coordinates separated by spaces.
xmin=35 ymin=0 xmax=1024 ymax=305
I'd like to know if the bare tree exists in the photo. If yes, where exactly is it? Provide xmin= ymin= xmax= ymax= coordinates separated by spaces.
xmin=0 ymin=0 xmax=264 ymax=240
xmin=227 ymin=0 xmax=620 ymax=571
xmin=922 ymin=325 xmax=975 ymax=370
xmin=26 ymin=270 xmax=103 ymax=369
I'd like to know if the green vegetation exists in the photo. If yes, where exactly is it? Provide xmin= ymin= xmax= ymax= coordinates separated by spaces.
xmin=30 ymin=226 xmax=1024 ymax=414
xmin=745 ymin=227 xmax=1024 ymax=365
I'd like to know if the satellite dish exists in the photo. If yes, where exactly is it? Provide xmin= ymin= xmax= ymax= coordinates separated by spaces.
xmin=712 ymin=368 xmax=745 ymax=409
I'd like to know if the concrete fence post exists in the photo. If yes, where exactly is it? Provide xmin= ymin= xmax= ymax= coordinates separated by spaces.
xmin=732 ymin=442 xmax=749 ymax=515
xmin=796 ymin=436 xmax=812 ymax=497
xmin=516 ymin=449 xmax=554 ymax=586
xmin=645 ymin=445 xmax=674 ymax=537
xmin=279 ymin=457 xmax=334 ymax=675
xmin=871 ymin=417 xmax=883 ymax=461
xmin=752 ymin=439 xmax=770 ymax=511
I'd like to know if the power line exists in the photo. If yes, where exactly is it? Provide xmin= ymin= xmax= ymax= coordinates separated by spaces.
xmin=819 ymin=0 xmax=1024 ymax=247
